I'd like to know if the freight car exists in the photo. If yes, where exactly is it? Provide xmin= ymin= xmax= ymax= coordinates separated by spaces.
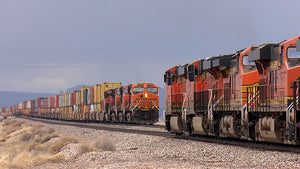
xmin=164 ymin=36 xmax=300 ymax=145
xmin=2 ymin=82 xmax=159 ymax=124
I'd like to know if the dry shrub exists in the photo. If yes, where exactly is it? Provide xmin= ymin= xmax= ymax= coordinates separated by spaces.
xmin=93 ymin=134 xmax=115 ymax=151
xmin=78 ymin=144 xmax=93 ymax=155
xmin=77 ymin=134 xmax=115 ymax=155
xmin=1 ymin=120 xmax=24 ymax=137
xmin=0 ymin=120 xmax=79 ymax=168
xmin=49 ymin=135 xmax=79 ymax=154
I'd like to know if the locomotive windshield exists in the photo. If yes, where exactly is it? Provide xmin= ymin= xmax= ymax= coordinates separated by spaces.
xmin=146 ymin=87 xmax=158 ymax=94
xmin=287 ymin=47 xmax=300 ymax=68
xmin=242 ymin=55 xmax=257 ymax=73
xmin=133 ymin=87 xmax=145 ymax=95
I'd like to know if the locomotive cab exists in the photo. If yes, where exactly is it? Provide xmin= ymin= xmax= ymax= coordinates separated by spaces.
xmin=187 ymin=59 xmax=213 ymax=136
xmin=130 ymin=83 xmax=159 ymax=124
xmin=247 ymin=37 xmax=300 ymax=144
xmin=164 ymin=65 xmax=189 ymax=134
xmin=204 ymin=55 xmax=235 ymax=136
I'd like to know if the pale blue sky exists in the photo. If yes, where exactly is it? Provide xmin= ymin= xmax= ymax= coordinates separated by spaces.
xmin=0 ymin=0 xmax=299 ymax=93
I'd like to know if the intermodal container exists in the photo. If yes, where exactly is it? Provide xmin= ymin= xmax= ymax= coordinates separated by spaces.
xmin=90 ymin=87 xmax=94 ymax=104
xmin=81 ymin=87 xmax=92 ymax=105
xmin=93 ymin=82 xmax=122 ymax=112
xmin=26 ymin=101 xmax=31 ymax=109
xmin=45 ymin=97 xmax=49 ymax=108
xmin=50 ymin=96 xmax=55 ymax=108
xmin=93 ymin=82 xmax=122 ymax=103
xmin=64 ymin=93 xmax=71 ymax=106
xmin=17 ymin=103 xmax=22 ymax=110
xmin=55 ymin=95 xmax=61 ymax=108
xmin=75 ymin=91 xmax=81 ymax=105
xmin=71 ymin=92 xmax=75 ymax=106
xmin=59 ymin=95 xmax=64 ymax=107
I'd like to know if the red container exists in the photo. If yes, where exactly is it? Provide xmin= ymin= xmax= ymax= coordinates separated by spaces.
xmin=45 ymin=98 xmax=48 ymax=108
xmin=38 ymin=98 xmax=46 ymax=108
xmin=90 ymin=87 xmax=94 ymax=104
xmin=50 ymin=97 xmax=54 ymax=108
xmin=23 ymin=101 xmax=26 ymax=109
xmin=71 ymin=93 xmax=75 ymax=106
xmin=36 ymin=98 xmax=40 ymax=108
xmin=55 ymin=95 xmax=60 ymax=108
xmin=31 ymin=100 xmax=35 ymax=111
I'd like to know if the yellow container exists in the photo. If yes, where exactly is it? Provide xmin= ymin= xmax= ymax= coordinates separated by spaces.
xmin=94 ymin=82 xmax=122 ymax=103
xmin=75 ymin=91 xmax=81 ymax=105
xmin=64 ymin=93 xmax=71 ymax=107
xmin=93 ymin=82 xmax=121 ymax=111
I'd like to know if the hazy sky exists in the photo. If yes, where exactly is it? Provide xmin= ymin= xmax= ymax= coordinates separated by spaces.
xmin=0 ymin=0 xmax=299 ymax=93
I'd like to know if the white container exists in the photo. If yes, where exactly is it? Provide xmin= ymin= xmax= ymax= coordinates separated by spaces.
xmin=59 ymin=95 xmax=64 ymax=107
xmin=26 ymin=101 xmax=31 ymax=109
xmin=18 ymin=103 xmax=22 ymax=109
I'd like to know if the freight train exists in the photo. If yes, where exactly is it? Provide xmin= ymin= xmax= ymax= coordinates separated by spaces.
xmin=164 ymin=36 xmax=300 ymax=145
xmin=1 ymin=82 xmax=159 ymax=124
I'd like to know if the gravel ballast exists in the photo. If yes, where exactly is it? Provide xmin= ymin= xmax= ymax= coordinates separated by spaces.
xmin=1 ymin=117 xmax=300 ymax=168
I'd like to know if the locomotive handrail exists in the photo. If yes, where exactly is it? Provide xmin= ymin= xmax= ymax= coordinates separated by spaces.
xmin=151 ymin=100 xmax=160 ymax=111
xmin=208 ymin=89 xmax=213 ymax=111
xmin=132 ymin=100 xmax=141 ymax=112
xmin=293 ymin=80 xmax=300 ymax=111
xmin=213 ymin=94 xmax=223 ymax=108
xmin=181 ymin=93 xmax=187 ymax=123
xmin=181 ymin=93 xmax=187 ymax=113
xmin=247 ymin=84 xmax=285 ymax=113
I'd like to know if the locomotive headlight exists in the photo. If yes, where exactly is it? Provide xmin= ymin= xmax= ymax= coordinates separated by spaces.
xmin=145 ymin=93 xmax=148 ymax=98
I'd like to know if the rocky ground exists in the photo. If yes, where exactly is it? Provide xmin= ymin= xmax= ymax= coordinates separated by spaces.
xmin=1 ymin=116 xmax=300 ymax=168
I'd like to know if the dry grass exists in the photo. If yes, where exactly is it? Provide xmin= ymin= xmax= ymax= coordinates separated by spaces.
xmin=49 ymin=135 xmax=79 ymax=154
xmin=78 ymin=134 xmax=116 ymax=155
xmin=0 ymin=120 xmax=77 ymax=168
xmin=93 ymin=134 xmax=116 ymax=151
xmin=0 ymin=119 xmax=116 ymax=168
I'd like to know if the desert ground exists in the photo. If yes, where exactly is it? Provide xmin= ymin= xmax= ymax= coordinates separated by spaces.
xmin=0 ymin=116 xmax=299 ymax=169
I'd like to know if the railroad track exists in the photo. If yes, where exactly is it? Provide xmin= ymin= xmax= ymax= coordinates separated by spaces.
xmin=16 ymin=116 xmax=300 ymax=154
xmin=17 ymin=116 xmax=168 ymax=138
xmin=173 ymin=134 xmax=300 ymax=154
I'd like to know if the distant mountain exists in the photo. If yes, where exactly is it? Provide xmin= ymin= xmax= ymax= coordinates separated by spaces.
xmin=0 ymin=91 xmax=55 ymax=108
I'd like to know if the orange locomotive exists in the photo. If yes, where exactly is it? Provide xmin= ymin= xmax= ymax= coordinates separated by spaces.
xmin=104 ymin=82 xmax=159 ymax=124
xmin=164 ymin=48 xmax=260 ymax=137
xmin=247 ymin=36 xmax=300 ymax=144
xmin=165 ymin=36 xmax=300 ymax=145
xmin=164 ymin=65 xmax=187 ymax=133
